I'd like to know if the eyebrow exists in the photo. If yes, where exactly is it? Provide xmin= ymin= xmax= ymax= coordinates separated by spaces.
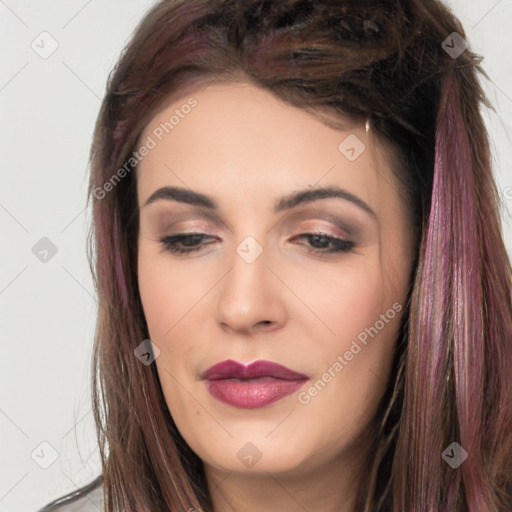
xmin=142 ymin=185 xmax=377 ymax=219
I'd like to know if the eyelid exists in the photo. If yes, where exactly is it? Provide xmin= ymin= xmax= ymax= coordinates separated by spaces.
xmin=150 ymin=203 xmax=363 ymax=230
xmin=159 ymin=220 xmax=219 ymax=235
xmin=149 ymin=208 xmax=231 ymax=234
xmin=293 ymin=220 xmax=352 ymax=239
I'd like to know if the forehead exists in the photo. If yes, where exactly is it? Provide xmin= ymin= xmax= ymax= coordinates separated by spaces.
xmin=136 ymin=82 xmax=400 ymax=214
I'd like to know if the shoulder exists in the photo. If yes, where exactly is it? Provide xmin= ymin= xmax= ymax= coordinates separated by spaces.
xmin=36 ymin=478 xmax=104 ymax=512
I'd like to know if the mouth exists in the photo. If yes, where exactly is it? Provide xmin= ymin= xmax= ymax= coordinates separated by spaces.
xmin=201 ymin=359 xmax=309 ymax=409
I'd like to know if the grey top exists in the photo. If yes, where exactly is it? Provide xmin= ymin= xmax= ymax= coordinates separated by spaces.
xmin=37 ymin=484 xmax=104 ymax=512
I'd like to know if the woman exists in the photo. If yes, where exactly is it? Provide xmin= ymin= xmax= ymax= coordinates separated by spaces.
xmin=37 ymin=0 xmax=512 ymax=510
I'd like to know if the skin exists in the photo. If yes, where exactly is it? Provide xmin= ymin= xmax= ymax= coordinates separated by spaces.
xmin=136 ymin=81 xmax=416 ymax=512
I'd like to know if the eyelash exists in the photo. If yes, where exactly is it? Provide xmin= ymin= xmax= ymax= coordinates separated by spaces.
xmin=158 ymin=232 xmax=355 ymax=256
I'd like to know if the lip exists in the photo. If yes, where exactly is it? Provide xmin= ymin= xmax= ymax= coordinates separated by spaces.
xmin=202 ymin=359 xmax=309 ymax=409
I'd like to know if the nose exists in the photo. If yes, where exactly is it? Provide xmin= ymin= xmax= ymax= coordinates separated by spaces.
xmin=215 ymin=240 xmax=287 ymax=336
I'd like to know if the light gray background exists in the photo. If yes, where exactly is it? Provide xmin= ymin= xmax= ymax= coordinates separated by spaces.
xmin=0 ymin=1 xmax=511 ymax=510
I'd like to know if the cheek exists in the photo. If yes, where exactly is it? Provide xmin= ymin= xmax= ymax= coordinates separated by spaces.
xmin=302 ymin=258 xmax=404 ymax=394
xmin=292 ymin=264 xmax=403 ymax=449
xmin=137 ymin=249 xmax=206 ymax=339
xmin=304 ymin=259 xmax=388 ymax=345
xmin=137 ymin=251 xmax=206 ymax=410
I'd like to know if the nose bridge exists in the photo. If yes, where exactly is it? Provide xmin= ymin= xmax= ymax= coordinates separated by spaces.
xmin=224 ymin=234 xmax=268 ymax=304
xmin=215 ymin=233 xmax=284 ymax=332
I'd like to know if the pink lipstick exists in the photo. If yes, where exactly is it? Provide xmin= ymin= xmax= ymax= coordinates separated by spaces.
xmin=201 ymin=359 xmax=309 ymax=409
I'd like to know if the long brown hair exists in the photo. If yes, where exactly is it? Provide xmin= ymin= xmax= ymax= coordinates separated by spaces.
xmin=43 ymin=1 xmax=512 ymax=510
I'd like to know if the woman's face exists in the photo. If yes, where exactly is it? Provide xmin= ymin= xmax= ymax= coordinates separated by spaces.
xmin=137 ymin=82 xmax=415 ymax=479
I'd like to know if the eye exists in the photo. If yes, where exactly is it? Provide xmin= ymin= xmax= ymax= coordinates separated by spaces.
xmin=292 ymin=233 xmax=355 ymax=255
xmin=158 ymin=231 xmax=356 ymax=256
xmin=158 ymin=233 xmax=217 ymax=254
